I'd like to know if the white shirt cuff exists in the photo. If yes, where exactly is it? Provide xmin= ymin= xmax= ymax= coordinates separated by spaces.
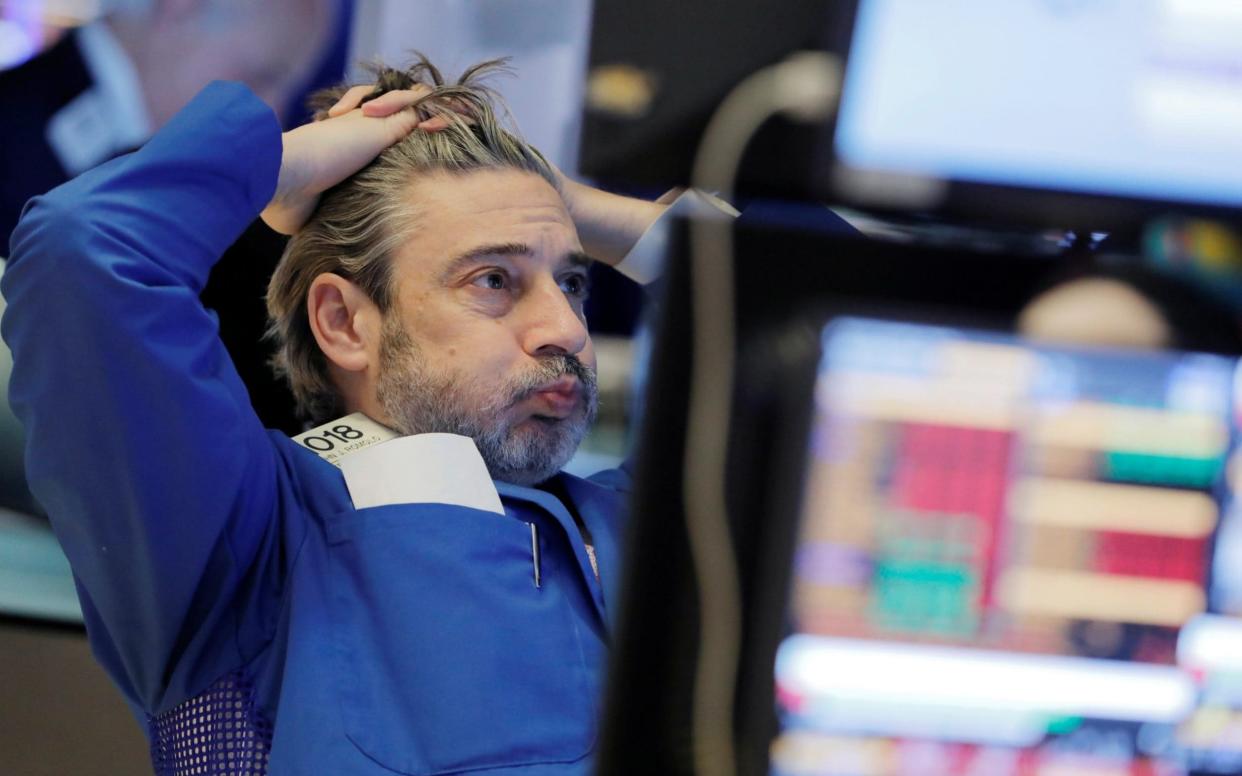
xmin=611 ymin=189 xmax=740 ymax=285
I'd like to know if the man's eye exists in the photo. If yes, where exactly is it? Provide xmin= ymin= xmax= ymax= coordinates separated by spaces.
xmin=560 ymin=273 xmax=590 ymax=297
xmin=473 ymin=271 xmax=508 ymax=291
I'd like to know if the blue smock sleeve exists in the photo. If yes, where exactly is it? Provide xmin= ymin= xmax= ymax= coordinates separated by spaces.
xmin=1 ymin=81 xmax=286 ymax=713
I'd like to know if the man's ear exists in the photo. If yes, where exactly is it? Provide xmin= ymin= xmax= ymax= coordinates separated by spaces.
xmin=307 ymin=273 xmax=381 ymax=374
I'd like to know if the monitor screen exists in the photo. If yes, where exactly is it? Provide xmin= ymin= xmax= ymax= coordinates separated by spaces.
xmin=832 ymin=0 xmax=1242 ymax=212
xmin=773 ymin=318 xmax=1242 ymax=775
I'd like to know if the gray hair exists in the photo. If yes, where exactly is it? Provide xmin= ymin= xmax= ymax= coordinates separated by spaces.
xmin=265 ymin=56 xmax=560 ymax=424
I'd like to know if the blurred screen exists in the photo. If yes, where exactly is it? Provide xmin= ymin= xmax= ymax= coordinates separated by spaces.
xmin=773 ymin=318 xmax=1242 ymax=775
xmin=833 ymin=0 xmax=1242 ymax=209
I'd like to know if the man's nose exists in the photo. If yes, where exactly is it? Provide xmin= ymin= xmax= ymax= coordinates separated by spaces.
xmin=521 ymin=277 xmax=590 ymax=357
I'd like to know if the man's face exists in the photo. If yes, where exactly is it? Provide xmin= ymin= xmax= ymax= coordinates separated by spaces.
xmin=374 ymin=168 xmax=599 ymax=485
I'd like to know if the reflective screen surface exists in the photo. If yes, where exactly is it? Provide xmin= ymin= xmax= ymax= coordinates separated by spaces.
xmin=773 ymin=318 xmax=1242 ymax=775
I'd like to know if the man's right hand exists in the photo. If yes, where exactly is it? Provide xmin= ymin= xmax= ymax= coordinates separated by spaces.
xmin=261 ymin=85 xmax=446 ymax=235
xmin=279 ymin=82 xmax=671 ymax=266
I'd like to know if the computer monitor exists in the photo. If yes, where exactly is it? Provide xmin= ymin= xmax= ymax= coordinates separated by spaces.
xmin=772 ymin=316 xmax=1242 ymax=775
xmin=596 ymin=217 xmax=1058 ymax=776
xmin=597 ymin=211 xmax=1242 ymax=775
xmin=826 ymin=0 xmax=1242 ymax=229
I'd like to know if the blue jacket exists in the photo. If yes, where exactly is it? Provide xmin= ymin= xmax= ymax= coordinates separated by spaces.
xmin=3 ymin=82 xmax=630 ymax=775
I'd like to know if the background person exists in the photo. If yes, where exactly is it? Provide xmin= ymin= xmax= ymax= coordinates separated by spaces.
xmin=1018 ymin=260 xmax=1242 ymax=354
xmin=0 ymin=0 xmax=338 ymax=243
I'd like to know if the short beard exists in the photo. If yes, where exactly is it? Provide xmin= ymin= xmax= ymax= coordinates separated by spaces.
xmin=375 ymin=317 xmax=599 ymax=486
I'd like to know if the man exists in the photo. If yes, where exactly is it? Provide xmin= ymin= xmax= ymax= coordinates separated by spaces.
xmin=0 ymin=0 xmax=336 ymax=241
xmin=0 ymin=0 xmax=343 ymax=487
xmin=3 ymin=58 xmax=725 ymax=774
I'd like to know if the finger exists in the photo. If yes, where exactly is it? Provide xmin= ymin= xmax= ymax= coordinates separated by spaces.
xmin=327 ymin=84 xmax=377 ymax=118
xmin=417 ymin=115 xmax=453 ymax=132
xmin=361 ymin=85 xmax=434 ymax=118
xmin=384 ymin=107 xmax=431 ymax=145
xmin=417 ymin=99 xmax=476 ymax=132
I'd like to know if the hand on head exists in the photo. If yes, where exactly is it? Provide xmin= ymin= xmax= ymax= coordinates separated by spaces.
xmin=325 ymin=84 xmax=466 ymax=132
xmin=261 ymin=73 xmax=480 ymax=235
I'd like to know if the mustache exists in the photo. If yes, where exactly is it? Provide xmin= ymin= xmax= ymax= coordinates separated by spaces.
xmin=506 ymin=354 xmax=597 ymax=405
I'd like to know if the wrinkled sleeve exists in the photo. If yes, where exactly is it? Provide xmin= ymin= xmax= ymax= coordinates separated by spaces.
xmin=590 ymin=190 xmax=739 ymax=488
xmin=2 ymin=82 xmax=286 ymax=713
xmin=610 ymin=189 xmax=739 ymax=285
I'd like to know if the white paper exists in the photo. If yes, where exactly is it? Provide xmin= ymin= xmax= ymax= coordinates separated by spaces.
xmin=338 ymin=433 xmax=504 ymax=515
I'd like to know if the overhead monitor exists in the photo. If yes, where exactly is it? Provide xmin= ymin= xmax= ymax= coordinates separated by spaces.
xmin=829 ymin=0 xmax=1242 ymax=227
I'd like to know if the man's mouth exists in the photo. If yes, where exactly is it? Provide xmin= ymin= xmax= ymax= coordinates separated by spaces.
xmin=529 ymin=376 xmax=581 ymax=418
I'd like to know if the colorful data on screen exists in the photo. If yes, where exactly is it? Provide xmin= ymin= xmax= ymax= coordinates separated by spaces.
xmin=774 ymin=319 xmax=1242 ymax=775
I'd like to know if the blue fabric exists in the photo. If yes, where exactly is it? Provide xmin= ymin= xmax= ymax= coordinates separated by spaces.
xmin=148 ymin=671 xmax=274 ymax=775
xmin=3 ymin=81 xmax=628 ymax=775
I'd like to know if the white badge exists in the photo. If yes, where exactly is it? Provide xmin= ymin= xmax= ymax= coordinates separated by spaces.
xmin=292 ymin=412 xmax=400 ymax=467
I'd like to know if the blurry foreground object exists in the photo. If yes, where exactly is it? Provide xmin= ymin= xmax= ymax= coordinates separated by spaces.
xmin=602 ymin=220 xmax=1242 ymax=776
xmin=773 ymin=317 xmax=1242 ymax=775
xmin=600 ymin=2 xmax=1242 ymax=773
